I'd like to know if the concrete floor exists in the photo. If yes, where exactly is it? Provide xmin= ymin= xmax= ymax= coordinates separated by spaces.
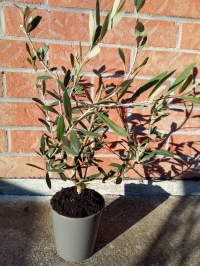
xmin=1 ymin=195 xmax=200 ymax=266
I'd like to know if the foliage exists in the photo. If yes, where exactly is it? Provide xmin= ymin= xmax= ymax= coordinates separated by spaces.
xmin=15 ymin=0 xmax=200 ymax=193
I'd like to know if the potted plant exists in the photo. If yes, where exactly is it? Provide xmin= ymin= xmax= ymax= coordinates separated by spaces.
xmin=15 ymin=0 xmax=200 ymax=262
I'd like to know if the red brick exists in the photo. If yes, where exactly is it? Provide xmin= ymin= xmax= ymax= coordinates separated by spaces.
xmin=0 ymin=102 xmax=44 ymax=126
xmin=0 ymin=130 xmax=7 ymax=153
xmin=126 ymin=157 xmax=195 ymax=178
xmin=48 ymin=0 xmax=134 ymax=13
xmin=10 ymin=130 xmax=45 ymax=153
xmin=0 ymin=156 xmax=45 ymax=178
xmin=4 ymin=7 xmax=89 ymax=42
xmin=169 ymin=134 xmax=200 ymax=156
xmin=6 ymin=72 xmax=39 ymax=98
xmin=49 ymin=43 xmax=130 ymax=74
xmin=181 ymin=23 xmax=200 ymax=50
xmin=103 ymin=18 xmax=178 ymax=48
xmin=9 ymin=0 xmax=43 ymax=3
xmin=0 ymin=72 xmax=3 ymax=97
xmin=136 ymin=50 xmax=200 ymax=78
xmin=141 ymin=0 xmax=200 ymax=19
xmin=0 ymin=40 xmax=43 ymax=69
xmin=157 ymin=108 xmax=200 ymax=132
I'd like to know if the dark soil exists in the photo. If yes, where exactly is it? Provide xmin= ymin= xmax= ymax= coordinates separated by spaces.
xmin=50 ymin=186 xmax=105 ymax=218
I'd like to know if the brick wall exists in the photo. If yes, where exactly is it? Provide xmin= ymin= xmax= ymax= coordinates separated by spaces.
xmin=0 ymin=0 xmax=200 ymax=179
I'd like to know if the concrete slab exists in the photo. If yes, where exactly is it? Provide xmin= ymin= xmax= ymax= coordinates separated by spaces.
xmin=1 ymin=178 xmax=200 ymax=196
xmin=1 ymin=195 xmax=200 ymax=266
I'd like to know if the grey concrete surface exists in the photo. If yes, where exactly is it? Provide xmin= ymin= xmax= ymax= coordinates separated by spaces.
xmin=1 ymin=195 xmax=200 ymax=266
xmin=1 ymin=178 xmax=200 ymax=196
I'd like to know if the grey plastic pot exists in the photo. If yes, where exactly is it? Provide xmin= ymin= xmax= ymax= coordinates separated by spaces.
xmin=50 ymin=200 xmax=104 ymax=262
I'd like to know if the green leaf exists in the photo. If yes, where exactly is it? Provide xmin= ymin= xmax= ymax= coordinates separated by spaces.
xmin=129 ymin=71 xmax=167 ymax=101
xmin=14 ymin=4 xmax=24 ymax=23
xmin=95 ymin=0 xmax=100 ymax=26
xmin=46 ymin=90 xmax=62 ymax=101
xmin=118 ymin=48 xmax=126 ymax=68
xmin=79 ymin=41 xmax=82 ymax=62
xmin=89 ymin=11 xmax=95 ymax=46
xmin=110 ymin=0 xmax=121 ymax=19
xmin=135 ymin=0 xmax=146 ymax=12
xmin=57 ymin=79 xmax=66 ymax=92
xmin=43 ymin=43 xmax=49 ymax=57
xmin=117 ymin=78 xmax=133 ymax=101
xmin=70 ymin=53 xmax=74 ymax=68
xmin=61 ymin=144 xmax=78 ymax=156
xmin=148 ymin=70 xmax=176 ymax=98
xmin=63 ymin=90 xmax=72 ymax=124
xmin=99 ymin=11 xmax=111 ymax=40
xmin=26 ymin=16 xmax=42 ymax=33
xmin=56 ymin=115 xmax=65 ymax=142
xmin=87 ymin=45 xmax=100 ymax=59
xmin=40 ymin=135 xmax=45 ymax=154
xmin=32 ymin=97 xmax=44 ymax=105
xmin=92 ymin=25 xmax=102 ymax=46
xmin=83 ymin=172 xmax=101 ymax=182
xmin=167 ymin=63 xmax=195 ymax=95
xmin=94 ymin=111 xmax=128 ymax=137
xmin=153 ymin=149 xmax=174 ymax=158
xmin=149 ymin=85 xmax=167 ymax=103
xmin=178 ymin=96 xmax=200 ymax=105
xmin=42 ymin=105 xmax=59 ymax=114
xmin=108 ymin=10 xmax=125 ymax=30
xmin=26 ymin=163 xmax=44 ymax=170
xmin=70 ymin=130 xmax=81 ymax=152
xmin=179 ymin=74 xmax=193 ymax=94
xmin=37 ymin=75 xmax=53 ymax=80
xmin=46 ymin=172 xmax=51 ymax=189
xmin=38 ymin=118 xmax=50 ymax=132
xmin=61 ymin=136 xmax=70 ymax=147
xmin=77 ymin=129 xmax=100 ymax=138
xmin=109 ymin=163 xmax=123 ymax=169
xmin=64 ymin=70 xmax=71 ymax=87
xmin=26 ymin=43 xmax=32 ymax=57
xmin=59 ymin=172 xmax=67 ymax=181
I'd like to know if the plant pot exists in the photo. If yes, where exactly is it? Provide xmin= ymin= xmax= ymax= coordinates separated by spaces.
xmin=50 ymin=187 xmax=104 ymax=262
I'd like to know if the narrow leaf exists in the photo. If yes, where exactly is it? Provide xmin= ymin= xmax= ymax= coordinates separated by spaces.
xmin=167 ymin=63 xmax=195 ymax=95
xmin=94 ymin=111 xmax=128 ymax=137
xmin=59 ymin=172 xmax=67 ymax=181
xmin=179 ymin=74 xmax=193 ymax=94
xmin=63 ymin=90 xmax=72 ymax=124
xmin=64 ymin=70 xmax=71 ymax=87
xmin=40 ymin=135 xmax=45 ymax=154
xmin=26 ymin=16 xmax=42 ymax=33
xmin=95 ymin=0 xmax=100 ymax=26
xmin=56 ymin=115 xmax=65 ymax=142
xmin=178 ymin=96 xmax=200 ymax=105
xmin=108 ymin=10 xmax=125 ymax=30
xmin=61 ymin=145 xmax=78 ymax=156
xmin=118 ymin=48 xmax=125 ymax=66
xmin=26 ymin=163 xmax=44 ymax=170
xmin=99 ymin=11 xmax=110 ymax=40
xmin=42 ymin=105 xmax=59 ymax=114
xmin=37 ymin=75 xmax=52 ymax=80
xmin=32 ymin=97 xmax=44 ymax=105
xmin=46 ymin=172 xmax=51 ymax=189
xmin=89 ymin=11 xmax=94 ymax=46
xmin=87 ymin=45 xmax=100 ymax=59
xmin=57 ymin=79 xmax=66 ymax=92
xmin=77 ymin=129 xmax=100 ymax=138
xmin=70 ymin=130 xmax=81 ymax=152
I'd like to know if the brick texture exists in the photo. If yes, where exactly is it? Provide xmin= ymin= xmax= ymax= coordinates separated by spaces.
xmin=1 ymin=0 xmax=200 ymax=179
xmin=0 ymin=130 xmax=7 ymax=153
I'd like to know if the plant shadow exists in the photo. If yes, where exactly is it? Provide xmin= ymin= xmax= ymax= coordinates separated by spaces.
xmin=93 ymin=182 xmax=170 ymax=254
